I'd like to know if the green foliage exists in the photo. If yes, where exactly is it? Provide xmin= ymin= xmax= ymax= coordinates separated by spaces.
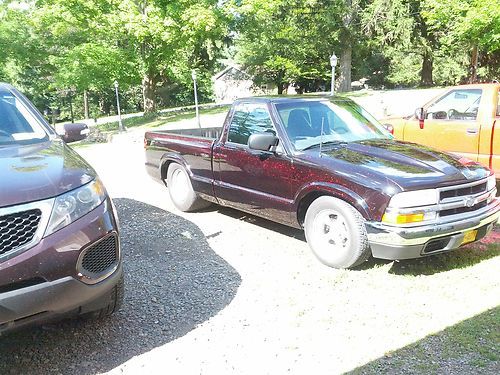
xmin=0 ymin=0 xmax=498 ymax=115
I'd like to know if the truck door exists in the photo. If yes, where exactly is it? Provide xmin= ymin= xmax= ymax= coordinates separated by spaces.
xmin=404 ymin=88 xmax=482 ymax=161
xmin=213 ymin=102 xmax=295 ymax=226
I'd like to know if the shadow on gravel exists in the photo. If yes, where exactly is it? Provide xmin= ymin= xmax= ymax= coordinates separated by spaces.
xmin=347 ymin=306 xmax=500 ymax=374
xmin=0 ymin=198 xmax=241 ymax=375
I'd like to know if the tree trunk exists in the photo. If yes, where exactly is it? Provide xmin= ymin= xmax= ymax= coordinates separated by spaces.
xmin=142 ymin=74 xmax=156 ymax=113
xmin=420 ymin=51 xmax=433 ymax=86
xmin=469 ymin=45 xmax=479 ymax=83
xmin=338 ymin=46 xmax=352 ymax=92
xmin=338 ymin=0 xmax=353 ymax=93
xmin=83 ymin=90 xmax=89 ymax=119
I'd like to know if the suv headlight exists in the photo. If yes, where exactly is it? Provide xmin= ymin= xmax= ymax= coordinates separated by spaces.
xmin=44 ymin=178 xmax=107 ymax=237
xmin=382 ymin=189 xmax=439 ymax=225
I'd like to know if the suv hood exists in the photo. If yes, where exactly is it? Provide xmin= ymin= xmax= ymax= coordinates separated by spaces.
xmin=0 ymin=140 xmax=96 ymax=207
xmin=304 ymin=139 xmax=491 ymax=190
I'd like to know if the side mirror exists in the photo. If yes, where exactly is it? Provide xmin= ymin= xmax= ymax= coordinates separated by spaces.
xmin=248 ymin=132 xmax=279 ymax=152
xmin=58 ymin=123 xmax=90 ymax=143
xmin=415 ymin=107 xmax=425 ymax=121
xmin=415 ymin=107 xmax=425 ymax=129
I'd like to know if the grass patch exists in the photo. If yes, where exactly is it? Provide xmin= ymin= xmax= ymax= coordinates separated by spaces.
xmin=96 ymin=105 xmax=230 ymax=132
xmin=349 ymin=306 xmax=500 ymax=374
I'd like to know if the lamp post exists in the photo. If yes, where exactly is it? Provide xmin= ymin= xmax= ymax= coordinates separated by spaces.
xmin=330 ymin=53 xmax=338 ymax=96
xmin=192 ymin=69 xmax=201 ymax=129
xmin=114 ymin=80 xmax=125 ymax=132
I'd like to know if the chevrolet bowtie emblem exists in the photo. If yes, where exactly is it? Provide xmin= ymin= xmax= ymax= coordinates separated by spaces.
xmin=464 ymin=196 xmax=475 ymax=208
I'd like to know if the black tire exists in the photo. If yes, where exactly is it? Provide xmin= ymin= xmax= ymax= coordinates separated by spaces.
xmin=166 ymin=163 xmax=210 ymax=212
xmin=304 ymin=196 xmax=371 ymax=269
xmin=85 ymin=274 xmax=124 ymax=319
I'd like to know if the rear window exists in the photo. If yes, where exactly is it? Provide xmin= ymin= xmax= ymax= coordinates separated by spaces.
xmin=0 ymin=89 xmax=48 ymax=146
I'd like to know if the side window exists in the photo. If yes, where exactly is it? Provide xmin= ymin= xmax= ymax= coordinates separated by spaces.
xmin=227 ymin=103 xmax=275 ymax=145
xmin=426 ymin=89 xmax=482 ymax=121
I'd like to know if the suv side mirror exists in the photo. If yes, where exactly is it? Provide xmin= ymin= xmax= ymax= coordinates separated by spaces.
xmin=59 ymin=123 xmax=90 ymax=143
xmin=248 ymin=132 xmax=279 ymax=152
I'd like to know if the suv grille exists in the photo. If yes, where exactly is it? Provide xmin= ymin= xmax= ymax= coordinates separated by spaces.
xmin=0 ymin=209 xmax=42 ymax=257
xmin=80 ymin=235 xmax=118 ymax=278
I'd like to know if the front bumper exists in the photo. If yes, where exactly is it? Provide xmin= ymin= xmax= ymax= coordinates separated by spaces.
xmin=0 ymin=197 xmax=122 ymax=333
xmin=0 ymin=265 xmax=122 ymax=334
xmin=366 ymin=198 xmax=500 ymax=260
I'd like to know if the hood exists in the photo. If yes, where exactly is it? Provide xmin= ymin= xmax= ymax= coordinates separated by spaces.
xmin=302 ymin=139 xmax=491 ymax=191
xmin=0 ymin=139 xmax=96 ymax=207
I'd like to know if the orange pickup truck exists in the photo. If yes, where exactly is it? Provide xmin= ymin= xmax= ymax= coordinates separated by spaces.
xmin=383 ymin=83 xmax=500 ymax=179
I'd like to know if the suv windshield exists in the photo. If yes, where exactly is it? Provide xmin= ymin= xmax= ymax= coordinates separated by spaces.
xmin=0 ymin=88 xmax=48 ymax=146
xmin=275 ymin=99 xmax=392 ymax=151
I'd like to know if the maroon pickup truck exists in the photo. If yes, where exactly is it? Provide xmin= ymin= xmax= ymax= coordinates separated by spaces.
xmin=145 ymin=97 xmax=499 ymax=269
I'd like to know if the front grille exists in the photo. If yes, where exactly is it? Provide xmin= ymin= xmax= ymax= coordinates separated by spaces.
xmin=440 ymin=200 xmax=488 ymax=217
xmin=0 ymin=209 xmax=42 ymax=257
xmin=80 ymin=235 xmax=118 ymax=278
xmin=440 ymin=182 xmax=487 ymax=200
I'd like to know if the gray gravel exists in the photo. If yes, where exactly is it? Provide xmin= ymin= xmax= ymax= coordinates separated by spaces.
xmin=0 ymin=198 xmax=241 ymax=375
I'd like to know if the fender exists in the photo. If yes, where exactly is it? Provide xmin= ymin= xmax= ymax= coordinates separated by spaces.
xmin=294 ymin=182 xmax=372 ymax=222
xmin=159 ymin=152 xmax=191 ymax=181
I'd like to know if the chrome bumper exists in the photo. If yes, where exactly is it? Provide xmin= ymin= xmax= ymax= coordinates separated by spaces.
xmin=365 ymin=198 xmax=500 ymax=260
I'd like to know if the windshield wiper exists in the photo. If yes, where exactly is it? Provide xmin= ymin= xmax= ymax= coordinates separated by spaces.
xmin=301 ymin=140 xmax=348 ymax=151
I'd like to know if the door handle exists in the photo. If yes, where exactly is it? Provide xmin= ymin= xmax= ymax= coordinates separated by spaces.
xmin=466 ymin=128 xmax=478 ymax=135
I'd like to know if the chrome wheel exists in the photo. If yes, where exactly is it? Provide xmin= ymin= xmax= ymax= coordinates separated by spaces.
xmin=170 ymin=167 xmax=190 ymax=205
xmin=309 ymin=209 xmax=351 ymax=264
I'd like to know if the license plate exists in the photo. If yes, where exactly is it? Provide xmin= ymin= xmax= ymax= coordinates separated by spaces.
xmin=461 ymin=230 xmax=478 ymax=245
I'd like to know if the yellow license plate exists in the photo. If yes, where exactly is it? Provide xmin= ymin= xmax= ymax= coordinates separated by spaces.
xmin=461 ymin=230 xmax=478 ymax=245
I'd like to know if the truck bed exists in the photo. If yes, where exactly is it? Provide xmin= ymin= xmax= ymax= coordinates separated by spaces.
xmin=148 ymin=126 xmax=223 ymax=140
xmin=144 ymin=127 xmax=222 ymax=198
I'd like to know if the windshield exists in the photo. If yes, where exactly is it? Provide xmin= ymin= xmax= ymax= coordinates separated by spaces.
xmin=275 ymin=99 xmax=392 ymax=151
xmin=0 ymin=88 xmax=48 ymax=146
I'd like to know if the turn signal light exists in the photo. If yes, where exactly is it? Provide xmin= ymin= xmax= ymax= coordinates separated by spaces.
xmin=382 ymin=212 xmax=425 ymax=225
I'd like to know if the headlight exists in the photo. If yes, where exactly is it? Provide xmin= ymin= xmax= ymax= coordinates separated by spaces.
xmin=382 ymin=189 xmax=439 ymax=225
xmin=486 ymin=175 xmax=496 ymax=191
xmin=44 ymin=178 xmax=107 ymax=237
xmin=387 ymin=189 xmax=439 ymax=208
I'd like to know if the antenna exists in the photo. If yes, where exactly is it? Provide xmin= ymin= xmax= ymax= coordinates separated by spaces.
xmin=319 ymin=117 xmax=325 ymax=157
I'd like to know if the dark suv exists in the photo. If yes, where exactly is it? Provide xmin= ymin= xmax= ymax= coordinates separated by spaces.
xmin=0 ymin=83 xmax=123 ymax=335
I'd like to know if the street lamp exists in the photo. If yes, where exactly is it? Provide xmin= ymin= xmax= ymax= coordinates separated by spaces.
xmin=114 ymin=80 xmax=125 ymax=132
xmin=330 ymin=53 xmax=338 ymax=96
xmin=191 ymin=69 xmax=201 ymax=129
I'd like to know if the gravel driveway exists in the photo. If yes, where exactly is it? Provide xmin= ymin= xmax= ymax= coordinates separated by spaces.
xmin=0 ymin=199 xmax=240 ymax=374
xmin=1 ymin=90 xmax=499 ymax=374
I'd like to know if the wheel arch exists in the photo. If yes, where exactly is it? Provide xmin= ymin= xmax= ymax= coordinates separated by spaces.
xmin=295 ymin=183 xmax=371 ymax=226
xmin=159 ymin=153 xmax=190 ymax=183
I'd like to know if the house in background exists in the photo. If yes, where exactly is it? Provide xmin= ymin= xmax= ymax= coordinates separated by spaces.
xmin=212 ymin=64 xmax=276 ymax=103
